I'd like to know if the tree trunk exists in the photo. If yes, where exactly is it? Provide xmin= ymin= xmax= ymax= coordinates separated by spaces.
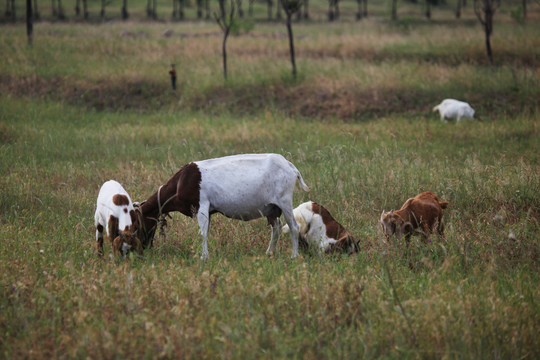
xmin=363 ymin=0 xmax=367 ymax=17
xmin=485 ymin=29 xmax=493 ymax=65
xmin=27 ymin=0 xmax=33 ymax=45
xmin=425 ymin=0 xmax=431 ymax=19
xmin=275 ymin=0 xmax=281 ymax=19
xmin=456 ymin=0 xmax=461 ymax=18
xmin=180 ymin=0 xmax=184 ymax=19
xmin=57 ymin=0 xmax=64 ymax=19
xmin=10 ymin=0 xmax=15 ymax=20
xmin=356 ymin=0 xmax=362 ymax=19
xmin=100 ymin=0 xmax=105 ymax=17
xmin=485 ymin=9 xmax=493 ymax=64
xmin=33 ymin=0 xmax=39 ymax=19
xmin=286 ymin=13 xmax=297 ymax=79
xmin=51 ymin=0 xmax=57 ymax=17
xmin=391 ymin=0 xmax=397 ymax=20
xmin=522 ymin=0 xmax=526 ymax=19
xmin=237 ymin=0 xmax=243 ymax=18
xmin=197 ymin=0 xmax=202 ymax=18
xmin=83 ymin=0 xmax=88 ymax=19
xmin=75 ymin=0 xmax=80 ymax=15
xmin=122 ymin=0 xmax=129 ymax=19
xmin=222 ymin=29 xmax=230 ymax=80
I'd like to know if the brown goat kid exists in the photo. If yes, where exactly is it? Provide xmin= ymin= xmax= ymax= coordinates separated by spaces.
xmin=380 ymin=191 xmax=448 ymax=243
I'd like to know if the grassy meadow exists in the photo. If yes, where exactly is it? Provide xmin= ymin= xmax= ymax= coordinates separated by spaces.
xmin=1 ymin=2 xmax=539 ymax=358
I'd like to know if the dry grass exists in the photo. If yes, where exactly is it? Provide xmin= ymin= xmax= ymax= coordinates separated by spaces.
xmin=1 ymin=11 xmax=539 ymax=359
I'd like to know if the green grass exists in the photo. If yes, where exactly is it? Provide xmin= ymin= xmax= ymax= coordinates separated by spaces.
xmin=1 ymin=11 xmax=539 ymax=359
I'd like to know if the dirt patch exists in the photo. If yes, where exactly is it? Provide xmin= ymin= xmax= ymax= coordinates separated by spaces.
xmin=0 ymin=74 xmax=535 ymax=120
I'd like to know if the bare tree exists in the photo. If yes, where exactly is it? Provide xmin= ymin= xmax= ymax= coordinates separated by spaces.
xmin=281 ymin=0 xmax=303 ymax=79
xmin=425 ymin=0 xmax=431 ymax=19
xmin=215 ymin=0 xmax=236 ymax=80
xmin=237 ymin=0 xmax=244 ymax=17
xmin=33 ymin=0 xmax=39 ymax=19
xmin=474 ymin=0 xmax=499 ymax=65
xmin=171 ymin=0 xmax=184 ymax=19
xmin=197 ymin=0 xmax=202 ymax=18
xmin=328 ymin=0 xmax=339 ymax=21
xmin=363 ymin=0 xmax=367 ymax=17
xmin=5 ymin=0 xmax=15 ymax=21
xmin=267 ymin=0 xmax=273 ymax=20
xmin=146 ymin=0 xmax=157 ymax=18
xmin=57 ymin=0 xmax=65 ymax=19
xmin=121 ymin=0 xmax=128 ymax=19
xmin=27 ymin=0 xmax=33 ymax=45
xmin=276 ymin=0 xmax=282 ymax=19
xmin=249 ymin=0 xmax=255 ymax=16
xmin=299 ymin=0 xmax=309 ymax=19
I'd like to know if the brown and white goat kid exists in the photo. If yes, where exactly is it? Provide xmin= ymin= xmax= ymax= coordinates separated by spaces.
xmin=380 ymin=191 xmax=448 ymax=243
xmin=94 ymin=180 xmax=142 ymax=257
xmin=282 ymin=201 xmax=360 ymax=255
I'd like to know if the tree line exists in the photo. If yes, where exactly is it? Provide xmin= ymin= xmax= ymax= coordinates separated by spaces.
xmin=5 ymin=0 xmax=534 ymax=23
xmin=6 ymin=0 xmax=536 ymax=74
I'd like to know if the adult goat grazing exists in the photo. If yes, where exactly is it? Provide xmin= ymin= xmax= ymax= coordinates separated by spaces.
xmin=134 ymin=153 xmax=310 ymax=259
xmin=433 ymin=98 xmax=475 ymax=122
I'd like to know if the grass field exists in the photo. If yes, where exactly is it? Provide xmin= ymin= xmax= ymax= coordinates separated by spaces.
xmin=1 ymin=1 xmax=539 ymax=358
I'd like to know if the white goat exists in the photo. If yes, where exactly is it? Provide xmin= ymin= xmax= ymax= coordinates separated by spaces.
xmin=433 ymin=99 xmax=475 ymax=122
xmin=94 ymin=180 xmax=142 ymax=257
xmin=135 ymin=153 xmax=310 ymax=259
xmin=282 ymin=201 xmax=359 ymax=255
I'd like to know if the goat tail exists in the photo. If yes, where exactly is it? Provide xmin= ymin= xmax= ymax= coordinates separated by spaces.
xmin=439 ymin=201 xmax=449 ymax=209
xmin=288 ymin=160 xmax=310 ymax=192
xmin=297 ymin=172 xmax=310 ymax=192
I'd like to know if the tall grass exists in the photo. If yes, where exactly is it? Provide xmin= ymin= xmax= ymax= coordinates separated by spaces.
xmin=0 ymin=16 xmax=539 ymax=359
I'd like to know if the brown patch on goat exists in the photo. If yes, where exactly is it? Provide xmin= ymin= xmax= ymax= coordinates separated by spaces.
xmin=311 ymin=202 xmax=349 ymax=241
xmin=112 ymin=194 xmax=130 ymax=206
xmin=96 ymin=224 xmax=104 ymax=256
xmin=108 ymin=215 xmax=119 ymax=240
xmin=129 ymin=210 xmax=136 ymax=224
xmin=311 ymin=202 xmax=359 ymax=255
xmin=381 ymin=191 xmax=448 ymax=243
xmin=137 ymin=162 xmax=202 ymax=248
